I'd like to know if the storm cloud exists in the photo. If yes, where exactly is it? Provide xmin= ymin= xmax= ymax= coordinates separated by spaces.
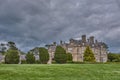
xmin=0 ymin=0 xmax=120 ymax=52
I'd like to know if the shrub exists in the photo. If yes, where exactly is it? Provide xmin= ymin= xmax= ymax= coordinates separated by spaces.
xmin=21 ymin=60 xmax=27 ymax=64
xmin=26 ymin=52 xmax=35 ymax=64
xmin=5 ymin=49 xmax=20 ymax=64
xmin=35 ymin=60 xmax=41 ymax=64
xmin=54 ymin=46 xmax=67 ymax=64
xmin=39 ymin=47 xmax=49 ymax=64
xmin=83 ymin=46 xmax=95 ymax=62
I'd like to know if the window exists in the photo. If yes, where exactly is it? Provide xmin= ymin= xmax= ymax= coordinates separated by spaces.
xmin=68 ymin=48 xmax=72 ymax=53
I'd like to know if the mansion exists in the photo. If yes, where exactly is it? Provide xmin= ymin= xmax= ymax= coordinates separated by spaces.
xmin=48 ymin=35 xmax=108 ymax=63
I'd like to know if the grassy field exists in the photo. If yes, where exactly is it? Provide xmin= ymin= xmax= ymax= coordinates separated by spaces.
xmin=0 ymin=64 xmax=120 ymax=80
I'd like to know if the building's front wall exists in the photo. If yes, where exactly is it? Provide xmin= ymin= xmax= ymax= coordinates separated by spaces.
xmin=61 ymin=44 xmax=108 ymax=62
xmin=100 ymin=48 xmax=108 ymax=62
xmin=94 ymin=48 xmax=100 ymax=62
xmin=0 ymin=54 xmax=5 ymax=63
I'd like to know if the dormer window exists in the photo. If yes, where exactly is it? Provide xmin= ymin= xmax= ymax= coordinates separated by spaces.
xmin=70 ymin=39 xmax=74 ymax=43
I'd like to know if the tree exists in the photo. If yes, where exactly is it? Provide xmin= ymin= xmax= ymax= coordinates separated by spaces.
xmin=26 ymin=52 xmax=35 ymax=64
xmin=5 ymin=49 xmax=20 ymax=64
xmin=54 ymin=46 xmax=67 ymax=64
xmin=66 ymin=53 xmax=73 ymax=61
xmin=0 ymin=41 xmax=18 ymax=55
xmin=0 ymin=43 xmax=7 ymax=55
xmin=39 ymin=47 xmax=49 ymax=64
xmin=108 ymin=53 xmax=120 ymax=62
xmin=8 ymin=41 xmax=18 ymax=50
xmin=83 ymin=46 xmax=95 ymax=62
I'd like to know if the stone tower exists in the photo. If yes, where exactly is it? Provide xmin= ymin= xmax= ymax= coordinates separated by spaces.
xmin=82 ymin=35 xmax=86 ymax=43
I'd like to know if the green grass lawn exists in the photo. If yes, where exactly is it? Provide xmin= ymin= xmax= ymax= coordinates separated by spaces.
xmin=0 ymin=64 xmax=120 ymax=80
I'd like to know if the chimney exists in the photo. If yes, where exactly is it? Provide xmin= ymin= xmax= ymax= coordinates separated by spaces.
xmin=89 ymin=36 xmax=94 ymax=44
xmin=60 ymin=40 xmax=63 ymax=45
xmin=87 ymin=39 xmax=90 ymax=43
xmin=82 ymin=35 xmax=86 ymax=43
xmin=53 ymin=42 xmax=56 ymax=45
xmin=95 ymin=40 xmax=98 ymax=44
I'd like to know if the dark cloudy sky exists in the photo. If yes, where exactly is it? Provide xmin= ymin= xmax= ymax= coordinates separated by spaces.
xmin=0 ymin=0 xmax=120 ymax=53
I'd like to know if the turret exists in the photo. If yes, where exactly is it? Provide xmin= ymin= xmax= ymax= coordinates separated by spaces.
xmin=82 ymin=35 xmax=86 ymax=43
xmin=89 ymin=36 xmax=94 ymax=44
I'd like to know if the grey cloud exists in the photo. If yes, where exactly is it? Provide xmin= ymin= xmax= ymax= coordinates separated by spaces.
xmin=0 ymin=0 xmax=120 ymax=52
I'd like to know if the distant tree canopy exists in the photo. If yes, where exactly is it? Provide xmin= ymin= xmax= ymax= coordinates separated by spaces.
xmin=54 ymin=46 xmax=67 ymax=64
xmin=8 ymin=41 xmax=18 ymax=50
xmin=26 ymin=52 xmax=35 ymax=64
xmin=5 ymin=49 xmax=20 ymax=64
xmin=39 ymin=47 xmax=49 ymax=64
xmin=102 ymin=42 xmax=109 ymax=49
xmin=0 ymin=43 xmax=7 ymax=55
xmin=83 ymin=46 xmax=95 ymax=62
xmin=108 ymin=53 xmax=120 ymax=62
xmin=0 ymin=41 xmax=19 ymax=55
xmin=4 ymin=41 xmax=20 ymax=64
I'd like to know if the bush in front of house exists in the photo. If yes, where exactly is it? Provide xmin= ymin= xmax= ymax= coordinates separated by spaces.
xmin=5 ymin=49 xmax=20 ymax=64
xmin=83 ymin=46 xmax=95 ymax=62
xmin=54 ymin=46 xmax=67 ymax=64
xmin=26 ymin=52 xmax=35 ymax=64
xmin=39 ymin=47 xmax=49 ymax=64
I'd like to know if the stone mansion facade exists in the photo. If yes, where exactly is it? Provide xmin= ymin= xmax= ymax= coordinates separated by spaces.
xmin=48 ymin=35 xmax=108 ymax=63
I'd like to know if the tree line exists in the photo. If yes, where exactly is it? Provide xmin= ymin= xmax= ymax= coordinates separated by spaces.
xmin=108 ymin=53 xmax=120 ymax=62
xmin=1 ymin=41 xmax=120 ymax=64
xmin=4 ymin=46 xmax=73 ymax=64
xmin=0 ymin=41 xmax=73 ymax=64
xmin=0 ymin=41 xmax=95 ymax=64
